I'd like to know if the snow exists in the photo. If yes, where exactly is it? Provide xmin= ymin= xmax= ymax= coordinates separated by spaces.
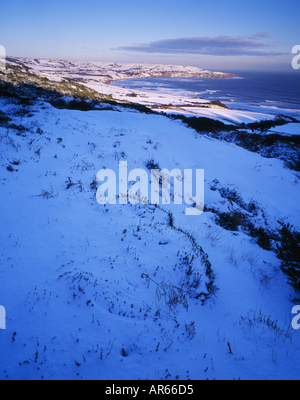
xmin=152 ymin=107 xmax=276 ymax=124
xmin=269 ymin=123 xmax=300 ymax=136
xmin=1 ymin=89 xmax=300 ymax=380
xmin=1 ymin=57 xmax=300 ymax=379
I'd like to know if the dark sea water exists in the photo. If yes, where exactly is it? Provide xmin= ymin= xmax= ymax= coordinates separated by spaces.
xmin=112 ymin=71 xmax=300 ymax=119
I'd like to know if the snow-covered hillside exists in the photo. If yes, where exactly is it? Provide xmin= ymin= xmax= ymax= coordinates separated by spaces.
xmin=7 ymin=57 xmax=235 ymax=84
xmin=0 ymin=63 xmax=300 ymax=380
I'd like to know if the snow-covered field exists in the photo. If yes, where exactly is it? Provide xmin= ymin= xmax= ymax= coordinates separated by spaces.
xmin=0 ymin=60 xmax=300 ymax=380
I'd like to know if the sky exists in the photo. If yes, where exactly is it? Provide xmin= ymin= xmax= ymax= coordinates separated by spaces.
xmin=0 ymin=0 xmax=299 ymax=72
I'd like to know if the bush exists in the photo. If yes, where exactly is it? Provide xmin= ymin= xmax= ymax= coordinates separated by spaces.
xmin=50 ymin=98 xmax=96 ymax=111
xmin=215 ymin=210 xmax=248 ymax=231
xmin=251 ymin=227 xmax=272 ymax=251
xmin=168 ymin=114 xmax=236 ymax=132
xmin=141 ymin=273 xmax=189 ymax=317
xmin=246 ymin=225 xmax=273 ymax=251
xmin=275 ymin=222 xmax=300 ymax=296
xmin=0 ymin=110 xmax=12 ymax=126
xmin=216 ymin=210 xmax=273 ymax=250
xmin=167 ymin=211 xmax=174 ymax=228
xmin=219 ymin=186 xmax=247 ymax=209
xmin=146 ymin=157 xmax=160 ymax=170
xmin=246 ymin=117 xmax=291 ymax=133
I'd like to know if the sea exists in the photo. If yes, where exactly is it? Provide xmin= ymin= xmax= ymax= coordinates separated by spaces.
xmin=112 ymin=70 xmax=300 ymax=120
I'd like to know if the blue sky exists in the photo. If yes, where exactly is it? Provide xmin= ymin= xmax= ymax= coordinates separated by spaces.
xmin=0 ymin=0 xmax=299 ymax=71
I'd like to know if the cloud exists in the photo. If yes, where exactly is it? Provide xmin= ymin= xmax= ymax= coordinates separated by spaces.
xmin=113 ymin=34 xmax=286 ymax=57
xmin=248 ymin=31 xmax=272 ymax=39
xmin=81 ymin=47 xmax=99 ymax=52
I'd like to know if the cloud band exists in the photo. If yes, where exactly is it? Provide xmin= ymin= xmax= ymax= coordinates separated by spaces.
xmin=113 ymin=34 xmax=286 ymax=57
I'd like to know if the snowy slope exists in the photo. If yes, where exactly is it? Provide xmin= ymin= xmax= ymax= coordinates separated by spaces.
xmin=6 ymin=57 xmax=235 ymax=83
xmin=0 ymin=94 xmax=300 ymax=380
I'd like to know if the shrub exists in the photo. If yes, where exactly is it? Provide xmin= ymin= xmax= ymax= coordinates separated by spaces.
xmin=90 ymin=179 xmax=97 ymax=191
xmin=275 ymin=222 xmax=300 ymax=297
xmin=168 ymin=114 xmax=236 ymax=132
xmin=141 ymin=273 xmax=189 ymax=317
xmin=219 ymin=186 xmax=247 ymax=209
xmin=0 ymin=110 xmax=12 ymax=126
xmin=251 ymin=227 xmax=272 ymax=251
xmin=167 ymin=211 xmax=174 ymax=228
xmin=215 ymin=210 xmax=247 ymax=231
xmin=239 ymin=308 xmax=293 ymax=342
xmin=246 ymin=117 xmax=290 ymax=133
xmin=215 ymin=209 xmax=273 ymax=252
xmin=247 ymin=199 xmax=261 ymax=216
xmin=146 ymin=157 xmax=160 ymax=170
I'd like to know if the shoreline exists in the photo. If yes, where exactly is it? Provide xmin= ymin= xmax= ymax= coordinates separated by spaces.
xmin=4 ymin=56 xmax=294 ymax=125
xmin=85 ymin=77 xmax=278 ymax=125
xmin=103 ymin=71 xmax=237 ymax=85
